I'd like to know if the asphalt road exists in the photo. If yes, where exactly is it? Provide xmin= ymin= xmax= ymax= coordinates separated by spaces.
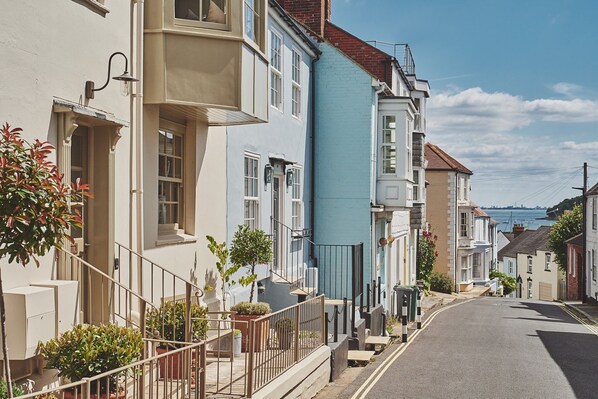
xmin=349 ymin=297 xmax=598 ymax=399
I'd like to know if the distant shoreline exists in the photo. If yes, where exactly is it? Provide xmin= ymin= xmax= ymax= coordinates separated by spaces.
xmin=481 ymin=207 xmax=547 ymax=211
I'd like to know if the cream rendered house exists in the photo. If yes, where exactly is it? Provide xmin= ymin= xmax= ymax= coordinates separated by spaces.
xmin=0 ymin=0 xmax=269 ymax=380
xmin=586 ymin=183 xmax=598 ymax=304
xmin=424 ymin=143 xmax=475 ymax=292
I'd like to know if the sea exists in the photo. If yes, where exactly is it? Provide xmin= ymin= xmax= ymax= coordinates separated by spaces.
xmin=482 ymin=209 xmax=556 ymax=233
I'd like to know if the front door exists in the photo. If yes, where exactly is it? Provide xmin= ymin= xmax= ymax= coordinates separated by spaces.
xmin=272 ymin=175 xmax=284 ymax=272
xmin=70 ymin=128 xmax=89 ymax=258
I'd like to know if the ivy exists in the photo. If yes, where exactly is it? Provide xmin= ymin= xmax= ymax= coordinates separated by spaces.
xmin=548 ymin=205 xmax=582 ymax=273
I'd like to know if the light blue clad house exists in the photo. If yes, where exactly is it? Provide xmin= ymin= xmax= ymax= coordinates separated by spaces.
xmin=224 ymin=1 xmax=320 ymax=310
xmin=282 ymin=0 xmax=430 ymax=312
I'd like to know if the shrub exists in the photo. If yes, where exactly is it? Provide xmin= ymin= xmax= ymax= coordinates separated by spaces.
xmin=430 ymin=271 xmax=453 ymax=293
xmin=0 ymin=380 xmax=23 ymax=399
xmin=230 ymin=301 xmax=271 ymax=315
xmin=38 ymin=324 xmax=143 ymax=393
xmin=274 ymin=317 xmax=295 ymax=331
xmin=417 ymin=229 xmax=438 ymax=291
xmin=490 ymin=270 xmax=516 ymax=296
xmin=145 ymin=300 xmax=208 ymax=346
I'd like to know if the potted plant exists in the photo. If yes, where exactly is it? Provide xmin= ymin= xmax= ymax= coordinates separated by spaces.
xmin=230 ymin=301 xmax=271 ymax=352
xmin=145 ymin=300 xmax=208 ymax=378
xmin=38 ymin=324 xmax=144 ymax=398
xmin=274 ymin=317 xmax=295 ymax=350
xmin=229 ymin=225 xmax=273 ymax=303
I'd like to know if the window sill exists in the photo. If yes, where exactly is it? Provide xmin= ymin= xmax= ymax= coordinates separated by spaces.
xmin=79 ymin=0 xmax=109 ymax=15
xmin=156 ymin=232 xmax=198 ymax=246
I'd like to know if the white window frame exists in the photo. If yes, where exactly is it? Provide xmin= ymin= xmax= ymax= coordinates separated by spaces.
xmin=527 ymin=256 xmax=533 ymax=273
xmin=158 ymin=121 xmax=185 ymax=232
xmin=244 ymin=154 xmax=260 ymax=230
xmin=460 ymin=256 xmax=470 ymax=282
xmin=472 ymin=253 xmax=481 ymax=279
xmin=291 ymin=47 xmax=301 ymax=118
xmin=545 ymin=253 xmax=551 ymax=271
xmin=460 ymin=212 xmax=468 ymax=238
xmin=173 ymin=0 xmax=229 ymax=30
xmin=413 ymin=170 xmax=419 ymax=201
xmin=508 ymin=260 xmax=513 ymax=275
xmin=291 ymin=167 xmax=302 ymax=230
xmin=593 ymin=249 xmax=597 ymax=282
xmin=270 ymin=30 xmax=283 ymax=110
xmin=381 ymin=115 xmax=396 ymax=174
xmin=244 ymin=0 xmax=259 ymax=43
xmin=593 ymin=197 xmax=597 ymax=230
xmin=527 ymin=280 xmax=533 ymax=299
xmin=406 ymin=121 xmax=412 ymax=174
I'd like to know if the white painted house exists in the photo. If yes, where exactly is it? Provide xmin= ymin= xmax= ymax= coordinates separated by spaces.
xmin=586 ymin=183 xmax=598 ymax=304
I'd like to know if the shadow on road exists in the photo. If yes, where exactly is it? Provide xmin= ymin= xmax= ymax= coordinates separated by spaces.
xmin=508 ymin=301 xmax=577 ymax=324
xmin=537 ymin=330 xmax=598 ymax=398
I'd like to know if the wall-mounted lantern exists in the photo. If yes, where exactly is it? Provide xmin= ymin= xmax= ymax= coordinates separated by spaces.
xmin=85 ymin=51 xmax=138 ymax=99
xmin=286 ymin=168 xmax=294 ymax=187
xmin=264 ymin=164 xmax=273 ymax=185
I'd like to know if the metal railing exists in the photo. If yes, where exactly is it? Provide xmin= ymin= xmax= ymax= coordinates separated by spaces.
xmin=270 ymin=217 xmax=317 ymax=297
xmin=246 ymin=295 xmax=325 ymax=397
xmin=115 ymin=242 xmax=204 ymax=307
xmin=17 ymin=340 xmax=206 ymax=399
xmin=57 ymin=248 xmax=157 ymax=334
xmin=365 ymin=41 xmax=416 ymax=75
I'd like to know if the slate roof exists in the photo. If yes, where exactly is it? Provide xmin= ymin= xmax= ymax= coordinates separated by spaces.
xmin=425 ymin=143 xmax=473 ymax=174
xmin=474 ymin=207 xmax=489 ymax=218
xmin=497 ymin=225 xmax=552 ymax=261
xmin=565 ymin=233 xmax=583 ymax=247
xmin=587 ymin=182 xmax=598 ymax=196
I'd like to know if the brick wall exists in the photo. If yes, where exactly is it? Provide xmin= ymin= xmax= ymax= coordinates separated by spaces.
xmin=278 ymin=0 xmax=330 ymax=37
xmin=324 ymin=22 xmax=392 ymax=86
xmin=280 ymin=0 xmax=392 ymax=86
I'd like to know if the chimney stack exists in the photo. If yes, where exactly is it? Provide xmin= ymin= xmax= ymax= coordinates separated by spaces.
xmin=513 ymin=223 xmax=525 ymax=238
xmin=278 ymin=0 xmax=331 ymax=38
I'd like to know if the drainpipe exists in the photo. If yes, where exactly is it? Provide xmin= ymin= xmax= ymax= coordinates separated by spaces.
xmin=371 ymin=81 xmax=386 ymax=293
xmin=309 ymin=54 xmax=320 ymax=260
xmin=134 ymin=0 xmax=144 ymax=258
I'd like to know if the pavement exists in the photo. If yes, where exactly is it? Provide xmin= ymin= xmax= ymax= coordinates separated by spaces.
xmin=563 ymin=301 xmax=598 ymax=325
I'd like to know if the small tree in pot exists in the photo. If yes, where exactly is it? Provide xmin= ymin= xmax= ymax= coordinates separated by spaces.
xmin=230 ymin=302 xmax=271 ymax=352
xmin=229 ymin=225 xmax=273 ymax=303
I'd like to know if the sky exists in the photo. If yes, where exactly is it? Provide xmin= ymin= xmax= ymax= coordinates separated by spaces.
xmin=332 ymin=0 xmax=598 ymax=207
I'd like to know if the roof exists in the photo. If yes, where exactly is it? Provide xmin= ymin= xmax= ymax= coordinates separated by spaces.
xmin=269 ymin=0 xmax=321 ymax=56
xmin=497 ymin=225 xmax=552 ymax=261
xmin=425 ymin=143 xmax=473 ymax=175
xmin=565 ymin=233 xmax=584 ymax=247
xmin=474 ymin=207 xmax=489 ymax=218
xmin=587 ymin=182 xmax=598 ymax=196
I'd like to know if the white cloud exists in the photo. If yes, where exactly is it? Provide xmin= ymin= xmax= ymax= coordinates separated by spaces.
xmin=550 ymin=82 xmax=583 ymax=98
xmin=426 ymin=87 xmax=598 ymax=207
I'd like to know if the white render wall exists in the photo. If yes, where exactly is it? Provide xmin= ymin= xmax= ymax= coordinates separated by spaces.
xmin=0 ymin=1 xmax=131 ymax=289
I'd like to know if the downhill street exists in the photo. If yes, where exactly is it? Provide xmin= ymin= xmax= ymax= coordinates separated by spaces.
xmin=343 ymin=298 xmax=598 ymax=399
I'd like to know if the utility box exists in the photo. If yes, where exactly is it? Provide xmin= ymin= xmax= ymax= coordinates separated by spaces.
xmin=31 ymin=280 xmax=79 ymax=336
xmin=1 ymin=286 xmax=55 ymax=360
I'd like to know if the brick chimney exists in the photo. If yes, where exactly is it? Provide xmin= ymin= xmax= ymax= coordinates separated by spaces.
xmin=513 ymin=223 xmax=525 ymax=238
xmin=278 ymin=0 xmax=331 ymax=37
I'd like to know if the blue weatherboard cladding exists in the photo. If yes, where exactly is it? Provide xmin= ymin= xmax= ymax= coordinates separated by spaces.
xmin=314 ymin=42 xmax=375 ymax=292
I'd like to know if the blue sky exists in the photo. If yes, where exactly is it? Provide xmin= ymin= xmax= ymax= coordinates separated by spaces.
xmin=332 ymin=0 xmax=598 ymax=207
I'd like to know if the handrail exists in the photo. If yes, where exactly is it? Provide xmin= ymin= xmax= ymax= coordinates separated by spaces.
xmin=57 ymin=247 xmax=157 ymax=311
xmin=115 ymin=241 xmax=204 ymax=298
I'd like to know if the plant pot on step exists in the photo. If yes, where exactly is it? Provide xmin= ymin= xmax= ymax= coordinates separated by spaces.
xmin=231 ymin=302 xmax=272 ymax=352
xmin=274 ymin=317 xmax=295 ymax=350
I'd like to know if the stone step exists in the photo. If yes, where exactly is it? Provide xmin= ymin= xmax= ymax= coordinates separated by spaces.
xmin=365 ymin=335 xmax=391 ymax=346
xmin=347 ymin=350 xmax=375 ymax=364
xmin=324 ymin=298 xmax=352 ymax=306
xmin=290 ymin=287 xmax=316 ymax=296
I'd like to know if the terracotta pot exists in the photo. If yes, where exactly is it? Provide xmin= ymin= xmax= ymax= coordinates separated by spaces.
xmin=232 ymin=314 xmax=270 ymax=352
xmin=62 ymin=388 xmax=125 ymax=399
xmin=156 ymin=346 xmax=185 ymax=379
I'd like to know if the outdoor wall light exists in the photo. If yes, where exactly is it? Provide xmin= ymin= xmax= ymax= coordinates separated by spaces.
xmin=286 ymin=168 xmax=294 ymax=187
xmin=85 ymin=52 xmax=138 ymax=99
xmin=264 ymin=164 xmax=273 ymax=185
